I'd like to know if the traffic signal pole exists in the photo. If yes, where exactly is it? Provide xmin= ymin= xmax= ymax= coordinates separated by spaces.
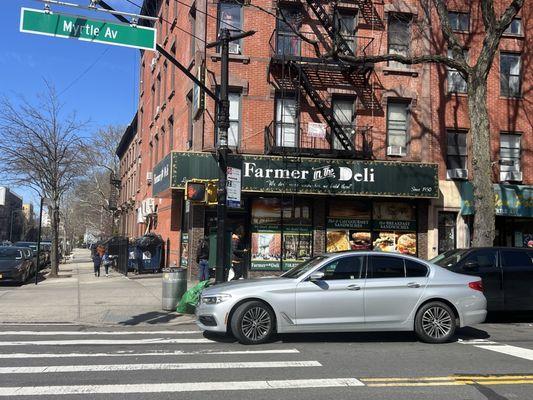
xmin=101 ymin=3 xmax=253 ymax=284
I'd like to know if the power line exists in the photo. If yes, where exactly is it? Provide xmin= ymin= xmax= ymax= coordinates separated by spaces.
xmin=59 ymin=48 xmax=110 ymax=96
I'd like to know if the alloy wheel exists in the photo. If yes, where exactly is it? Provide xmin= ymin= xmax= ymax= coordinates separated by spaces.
xmin=241 ymin=306 xmax=271 ymax=342
xmin=421 ymin=306 xmax=453 ymax=339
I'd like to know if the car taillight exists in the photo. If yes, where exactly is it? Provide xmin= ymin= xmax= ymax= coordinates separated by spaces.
xmin=468 ymin=281 xmax=483 ymax=292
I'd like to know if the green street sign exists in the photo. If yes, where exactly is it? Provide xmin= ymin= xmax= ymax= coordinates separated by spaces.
xmin=20 ymin=8 xmax=156 ymax=51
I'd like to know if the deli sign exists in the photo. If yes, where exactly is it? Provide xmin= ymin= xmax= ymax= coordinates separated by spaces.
xmin=167 ymin=152 xmax=439 ymax=198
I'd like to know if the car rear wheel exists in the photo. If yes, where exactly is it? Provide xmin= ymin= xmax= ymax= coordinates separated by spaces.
xmin=415 ymin=301 xmax=456 ymax=343
xmin=230 ymin=301 xmax=275 ymax=345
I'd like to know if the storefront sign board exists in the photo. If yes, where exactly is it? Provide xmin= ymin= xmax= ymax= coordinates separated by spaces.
xmin=152 ymin=154 xmax=171 ymax=196
xmin=169 ymin=152 xmax=439 ymax=198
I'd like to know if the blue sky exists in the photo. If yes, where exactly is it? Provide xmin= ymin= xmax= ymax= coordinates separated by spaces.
xmin=1 ymin=1 xmax=143 ymax=206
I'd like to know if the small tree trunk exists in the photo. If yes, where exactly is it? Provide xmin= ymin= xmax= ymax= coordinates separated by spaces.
xmin=467 ymin=74 xmax=495 ymax=246
xmin=49 ymin=206 xmax=60 ymax=277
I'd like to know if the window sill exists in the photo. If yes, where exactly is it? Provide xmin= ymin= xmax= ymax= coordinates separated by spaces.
xmin=446 ymin=91 xmax=468 ymax=97
xmin=501 ymin=33 xmax=524 ymax=39
xmin=499 ymin=95 xmax=523 ymax=100
xmin=383 ymin=67 xmax=418 ymax=77
xmin=210 ymin=53 xmax=250 ymax=64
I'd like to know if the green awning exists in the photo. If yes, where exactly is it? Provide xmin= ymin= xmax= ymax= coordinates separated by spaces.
xmin=460 ymin=181 xmax=533 ymax=218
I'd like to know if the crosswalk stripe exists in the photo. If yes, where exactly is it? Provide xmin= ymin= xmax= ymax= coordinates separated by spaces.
xmin=0 ymin=331 xmax=200 ymax=336
xmin=0 ymin=349 xmax=300 ymax=359
xmin=0 ymin=338 xmax=213 ymax=346
xmin=0 ymin=378 xmax=364 ymax=396
xmin=0 ymin=360 xmax=321 ymax=374
xmin=474 ymin=344 xmax=533 ymax=361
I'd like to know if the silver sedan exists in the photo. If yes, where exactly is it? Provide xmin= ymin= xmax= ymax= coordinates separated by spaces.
xmin=196 ymin=252 xmax=487 ymax=344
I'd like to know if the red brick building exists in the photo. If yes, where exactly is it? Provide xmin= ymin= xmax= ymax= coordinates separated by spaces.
xmin=117 ymin=0 xmax=532 ymax=279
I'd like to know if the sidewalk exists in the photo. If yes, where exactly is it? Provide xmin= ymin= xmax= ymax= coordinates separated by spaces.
xmin=0 ymin=249 xmax=196 ymax=326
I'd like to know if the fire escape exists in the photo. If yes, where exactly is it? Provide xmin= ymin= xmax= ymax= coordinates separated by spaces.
xmin=266 ymin=0 xmax=379 ymax=158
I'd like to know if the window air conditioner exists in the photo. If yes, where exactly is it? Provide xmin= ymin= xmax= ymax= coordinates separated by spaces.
xmin=387 ymin=146 xmax=407 ymax=157
xmin=146 ymin=172 xmax=153 ymax=184
xmin=500 ymin=171 xmax=522 ymax=182
xmin=447 ymin=168 xmax=468 ymax=180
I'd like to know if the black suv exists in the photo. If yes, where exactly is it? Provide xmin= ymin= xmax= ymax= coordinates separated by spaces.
xmin=431 ymin=247 xmax=533 ymax=312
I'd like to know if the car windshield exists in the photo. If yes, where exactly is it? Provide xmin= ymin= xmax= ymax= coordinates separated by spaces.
xmin=280 ymin=256 xmax=327 ymax=279
xmin=430 ymin=249 xmax=469 ymax=268
xmin=0 ymin=248 xmax=22 ymax=259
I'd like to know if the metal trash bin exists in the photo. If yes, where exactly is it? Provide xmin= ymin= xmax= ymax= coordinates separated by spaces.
xmin=162 ymin=267 xmax=187 ymax=311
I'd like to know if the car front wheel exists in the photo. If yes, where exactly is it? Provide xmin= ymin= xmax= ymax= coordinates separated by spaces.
xmin=415 ymin=301 xmax=456 ymax=343
xmin=230 ymin=301 xmax=275 ymax=345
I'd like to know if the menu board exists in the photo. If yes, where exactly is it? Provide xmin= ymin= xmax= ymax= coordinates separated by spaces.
xmin=326 ymin=200 xmax=371 ymax=252
xmin=180 ymin=233 xmax=189 ymax=268
xmin=372 ymin=202 xmax=417 ymax=255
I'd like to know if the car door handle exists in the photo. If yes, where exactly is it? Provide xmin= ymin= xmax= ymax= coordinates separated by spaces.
xmin=347 ymin=284 xmax=361 ymax=291
xmin=407 ymin=282 xmax=421 ymax=288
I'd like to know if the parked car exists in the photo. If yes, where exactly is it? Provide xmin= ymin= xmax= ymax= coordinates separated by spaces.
xmin=0 ymin=246 xmax=34 ymax=284
xmin=14 ymin=242 xmax=47 ymax=270
xmin=431 ymin=247 xmax=533 ymax=312
xmin=196 ymin=252 xmax=486 ymax=344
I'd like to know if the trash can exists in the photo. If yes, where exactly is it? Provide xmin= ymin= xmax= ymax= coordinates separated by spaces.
xmin=162 ymin=267 xmax=187 ymax=311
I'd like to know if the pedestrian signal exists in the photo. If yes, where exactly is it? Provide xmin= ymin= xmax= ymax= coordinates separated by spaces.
xmin=185 ymin=181 xmax=206 ymax=203
xmin=206 ymin=180 xmax=218 ymax=205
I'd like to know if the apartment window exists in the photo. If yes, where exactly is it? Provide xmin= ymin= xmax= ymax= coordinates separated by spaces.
xmin=448 ymin=12 xmax=469 ymax=32
xmin=160 ymin=127 xmax=166 ymax=159
xmin=151 ymin=85 xmax=155 ymax=118
xmin=276 ymin=8 xmax=301 ymax=56
xmin=275 ymin=95 xmax=298 ymax=148
xmin=218 ymin=1 xmax=243 ymax=54
xmin=189 ymin=5 xmax=196 ymax=59
xmin=386 ymin=101 xmax=409 ymax=152
xmin=215 ymin=92 xmax=241 ymax=147
xmin=388 ymin=13 xmax=411 ymax=68
xmin=500 ymin=53 xmax=521 ymax=97
xmin=446 ymin=130 xmax=467 ymax=178
xmin=500 ymin=133 xmax=521 ymax=181
xmin=334 ymin=11 xmax=357 ymax=53
xmin=504 ymin=18 xmax=522 ymax=35
xmin=156 ymin=74 xmax=161 ymax=113
xmin=332 ymin=98 xmax=355 ymax=150
xmin=170 ymin=44 xmax=176 ymax=92
xmin=168 ymin=116 xmax=174 ymax=151
xmin=162 ymin=62 xmax=168 ymax=103
xmin=447 ymin=49 xmax=468 ymax=93
xmin=154 ymin=134 xmax=159 ymax=164
xmin=187 ymin=91 xmax=193 ymax=148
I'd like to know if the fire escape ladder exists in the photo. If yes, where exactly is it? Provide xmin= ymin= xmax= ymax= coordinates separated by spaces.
xmin=288 ymin=61 xmax=355 ymax=153
xmin=304 ymin=0 xmax=355 ymax=57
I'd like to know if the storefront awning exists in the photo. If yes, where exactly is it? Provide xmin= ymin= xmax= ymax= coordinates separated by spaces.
xmin=460 ymin=181 xmax=533 ymax=217
xmin=153 ymin=152 xmax=439 ymax=199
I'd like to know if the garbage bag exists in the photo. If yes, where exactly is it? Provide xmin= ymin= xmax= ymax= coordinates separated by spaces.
xmin=176 ymin=280 xmax=210 ymax=314
xmin=136 ymin=233 xmax=164 ymax=251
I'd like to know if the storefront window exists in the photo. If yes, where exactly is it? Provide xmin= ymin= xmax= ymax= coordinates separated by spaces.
xmin=438 ymin=212 xmax=457 ymax=254
xmin=250 ymin=197 xmax=312 ymax=271
xmin=326 ymin=200 xmax=371 ymax=252
xmin=372 ymin=202 xmax=417 ymax=255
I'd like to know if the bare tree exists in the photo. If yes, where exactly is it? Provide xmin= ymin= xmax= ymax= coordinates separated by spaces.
xmin=75 ymin=125 xmax=124 ymax=237
xmin=256 ymin=0 xmax=524 ymax=246
xmin=0 ymin=84 xmax=87 ymax=276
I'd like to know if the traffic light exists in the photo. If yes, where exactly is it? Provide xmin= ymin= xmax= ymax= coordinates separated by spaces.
xmin=185 ymin=181 xmax=206 ymax=203
xmin=206 ymin=180 xmax=218 ymax=205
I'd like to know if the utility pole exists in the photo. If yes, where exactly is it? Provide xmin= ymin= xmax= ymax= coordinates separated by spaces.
xmin=207 ymin=28 xmax=255 ymax=284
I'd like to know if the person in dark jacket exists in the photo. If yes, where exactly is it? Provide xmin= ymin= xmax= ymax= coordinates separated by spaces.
xmin=196 ymin=237 xmax=210 ymax=281
xmin=92 ymin=245 xmax=104 ymax=277
xmin=231 ymin=226 xmax=247 ymax=281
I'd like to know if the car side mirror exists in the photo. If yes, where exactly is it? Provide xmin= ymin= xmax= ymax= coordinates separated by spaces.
xmin=463 ymin=261 xmax=478 ymax=271
xmin=309 ymin=271 xmax=325 ymax=282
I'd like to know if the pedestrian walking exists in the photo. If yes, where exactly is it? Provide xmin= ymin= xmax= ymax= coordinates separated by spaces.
xmin=92 ymin=245 xmax=104 ymax=277
xmin=196 ymin=236 xmax=210 ymax=281
xmin=102 ymin=249 xmax=112 ymax=277
xmin=231 ymin=226 xmax=247 ymax=281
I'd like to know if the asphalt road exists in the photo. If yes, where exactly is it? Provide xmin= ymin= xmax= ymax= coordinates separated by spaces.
xmin=0 ymin=318 xmax=532 ymax=399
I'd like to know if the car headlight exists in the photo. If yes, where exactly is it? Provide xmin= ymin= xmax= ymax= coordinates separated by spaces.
xmin=201 ymin=294 xmax=232 ymax=304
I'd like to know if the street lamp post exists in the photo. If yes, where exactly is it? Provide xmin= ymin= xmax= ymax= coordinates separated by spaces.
xmin=35 ymin=196 xmax=49 ymax=285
